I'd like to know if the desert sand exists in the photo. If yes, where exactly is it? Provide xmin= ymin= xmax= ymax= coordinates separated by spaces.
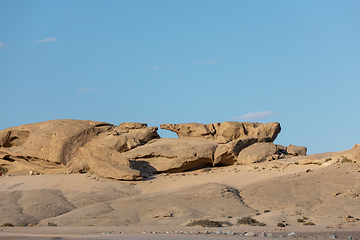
xmin=1 ymin=157 xmax=360 ymax=239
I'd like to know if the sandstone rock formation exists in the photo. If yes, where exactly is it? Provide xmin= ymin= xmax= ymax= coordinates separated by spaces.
xmin=287 ymin=144 xmax=307 ymax=156
xmin=237 ymin=142 xmax=279 ymax=165
xmin=0 ymin=120 xmax=160 ymax=180
xmin=123 ymin=138 xmax=218 ymax=175
xmin=213 ymin=137 xmax=268 ymax=166
xmin=68 ymin=146 xmax=141 ymax=180
xmin=160 ymin=121 xmax=281 ymax=143
xmin=0 ymin=119 xmax=290 ymax=179
xmin=85 ymin=125 xmax=159 ymax=153
xmin=0 ymin=119 xmax=113 ymax=164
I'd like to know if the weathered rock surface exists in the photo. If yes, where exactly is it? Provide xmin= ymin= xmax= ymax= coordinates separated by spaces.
xmin=0 ymin=120 xmax=159 ymax=180
xmin=287 ymin=144 xmax=307 ymax=156
xmin=85 ymin=126 xmax=159 ymax=153
xmin=214 ymin=137 xmax=268 ymax=166
xmin=123 ymin=138 xmax=218 ymax=174
xmin=0 ymin=119 xmax=294 ymax=179
xmin=237 ymin=142 xmax=279 ymax=165
xmin=0 ymin=119 xmax=113 ymax=164
xmin=160 ymin=121 xmax=281 ymax=143
xmin=68 ymin=146 xmax=142 ymax=180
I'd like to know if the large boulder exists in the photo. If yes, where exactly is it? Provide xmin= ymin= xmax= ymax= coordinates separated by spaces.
xmin=123 ymin=138 xmax=218 ymax=175
xmin=0 ymin=119 xmax=113 ymax=165
xmin=214 ymin=137 xmax=268 ymax=166
xmin=287 ymin=144 xmax=307 ymax=156
xmin=237 ymin=142 xmax=279 ymax=165
xmin=160 ymin=121 xmax=281 ymax=143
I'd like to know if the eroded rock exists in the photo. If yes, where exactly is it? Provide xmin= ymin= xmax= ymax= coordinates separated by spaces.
xmin=237 ymin=142 xmax=279 ymax=165
xmin=0 ymin=119 xmax=113 ymax=164
xmin=287 ymin=144 xmax=307 ymax=156
xmin=86 ymin=126 xmax=160 ymax=153
xmin=69 ymin=146 xmax=142 ymax=180
xmin=214 ymin=137 xmax=268 ymax=166
xmin=0 ymin=120 xmax=146 ymax=180
xmin=160 ymin=121 xmax=281 ymax=143
xmin=123 ymin=138 xmax=218 ymax=175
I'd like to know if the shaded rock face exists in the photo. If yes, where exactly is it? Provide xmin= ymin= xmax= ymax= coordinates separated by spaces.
xmin=0 ymin=120 xmax=160 ymax=180
xmin=160 ymin=121 xmax=281 ymax=143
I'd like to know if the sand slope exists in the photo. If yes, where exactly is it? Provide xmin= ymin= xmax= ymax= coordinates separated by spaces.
xmin=1 ymin=156 xmax=359 ymax=228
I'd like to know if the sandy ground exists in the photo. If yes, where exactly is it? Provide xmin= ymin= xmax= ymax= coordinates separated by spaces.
xmin=1 ymin=152 xmax=360 ymax=239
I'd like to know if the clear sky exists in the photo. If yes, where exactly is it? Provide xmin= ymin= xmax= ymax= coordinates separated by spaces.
xmin=1 ymin=0 xmax=359 ymax=154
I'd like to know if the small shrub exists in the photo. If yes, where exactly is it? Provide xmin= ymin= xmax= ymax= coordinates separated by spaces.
xmin=325 ymin=158 xmax=332 ymax=162
xmin=186 ymin=219 xmax=222 ymax=227
xmin=303 ymin=221 xmax=316 ymax=226
xmin=264 ymin=210 xmax=271 ymax=213
xmin=0 ymin=166 xmax=8 ymax=175
xmin=294 ymin=162 xmax=299 ymax=165
xmin=297 ymin=218 xmax=305 ymax=223
xmin=277 ymin=222 xmax=286 ymax=227
xmin=47 ymin=222 xmax=58 ymax=227
xmin=341 ymin=157 xmax=352 ymax=163
xmin=220 ymin=221 xmax=233 ymax=227
xmin=27 ymin=222 xmax=39 ymax=226
xmin=1 ymin=222 xmax=14 ymax=227
xmin=237 ymin=217 xmax=266 ymax=226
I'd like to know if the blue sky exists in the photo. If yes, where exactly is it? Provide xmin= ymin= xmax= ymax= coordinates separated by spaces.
xmin=1 ymin=0 xmax=359 ymax=154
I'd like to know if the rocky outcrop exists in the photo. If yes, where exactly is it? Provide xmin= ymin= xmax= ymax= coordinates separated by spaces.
xmin=214 ymin=137 xmax=268 ymax=166
xmin=0 ymin=119 xmax=317 ymax=179
xmin=0 ymin=119 xmax=113 ymax=164
xmin=123 ymin=138 xmax=218 ymax=175
xmin=85 ymin=125 xmax=160 ymax=153
xmin=350 ymin=144 xmax=360 ymax=165
xmin=237 ymin=143 xmax=279 ymax=165
xmin=68 ymin=146 xmax=141 ymax=180
xmin=160 ymin=121 xmax=281 ymax=143
xmin=0 ymin=120 xmax=159 ymax=180
xmin=287 ymin=144 xmax=307 ymax=156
